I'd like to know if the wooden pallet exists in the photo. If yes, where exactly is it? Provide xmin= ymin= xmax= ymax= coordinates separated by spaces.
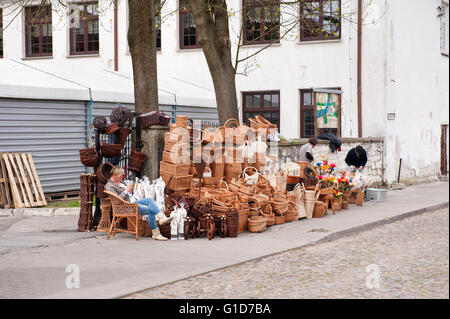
xmin=0 ymin=154 xmax=13 ymax=209
xmin=0 ymin=153 xmax=47 ymax=208
xmin=45 ymin=191 xmax=80 ymax=203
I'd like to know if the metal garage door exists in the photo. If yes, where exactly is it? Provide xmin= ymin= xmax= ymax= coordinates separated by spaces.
xmin=0 ymin=98 xmax=87 ymax=193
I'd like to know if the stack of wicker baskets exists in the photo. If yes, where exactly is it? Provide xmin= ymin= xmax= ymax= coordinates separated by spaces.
xmin=160 ymin=117 xmax=192 ymax=192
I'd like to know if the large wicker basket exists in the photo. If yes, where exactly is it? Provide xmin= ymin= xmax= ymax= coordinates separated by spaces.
xmin=160 ymin=173 xmax=193 ymax=191
xmin=160 ymin=161 xmax=191 ymax=176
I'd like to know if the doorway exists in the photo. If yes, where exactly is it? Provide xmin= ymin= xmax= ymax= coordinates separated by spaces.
xmin=441 ymin=124 xmax=448 ymax=176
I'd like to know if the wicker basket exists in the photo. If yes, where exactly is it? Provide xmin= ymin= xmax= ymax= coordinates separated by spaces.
xmin=248 ymin=216 xmax=267 ymax=233
xmin=274 ymin=214 xmax=286 ymax=225
xmin=224 ymin=163 xmax=242 ymax=181
xmin=160 ymin=161 xmax=191 ymax=176
xmin=96 ymin=162 xmax=114 ymax=184
xmin=285 ymin=202 xmax=299 ymax=222
xmin=225 ymin=211 xmax=240 ymax=238
xmin=140 ymin=111 xmax=160 ymax=129
xmin=163 ymin=151 xmax=189 ymax=164
xmin=104 ymin=123 xmax=120 ymax=134
xmin=165 ymin=140 xmax=188 ymax=155
xmin=271 ymin=193 xmax=288 ymax=215
xmin=79 ymin=150 xmax=99 ymax=167
xmin=79 ymin=148 xmax=97 ymax=157
xmin=128 ymin=150 xmax=147 ymax=172
xmin=313 ymin=201 xmax=327 ymax=218
xmin=263 ymin=212 xmax=275 ymax=227
xmin=160 ymin=173 xmax=193 ymax=191
xmin=165 ymin=131 xmax=188 ymax=144
xmin=115 ymin=127 xmax=130 ymax=146
xmin=159 ymin=112 xmax=171 ymax=126
xmin=238 ymin=209 xmax=249 ymax=233
xmin=100 ymin=143 xmax=123 ymax=158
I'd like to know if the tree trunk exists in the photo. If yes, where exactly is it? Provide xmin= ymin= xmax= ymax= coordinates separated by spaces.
xmin=188 ymin=0 xmax=239 ymax=125
xmin=128 ymin=0 xmax=158 ymax=113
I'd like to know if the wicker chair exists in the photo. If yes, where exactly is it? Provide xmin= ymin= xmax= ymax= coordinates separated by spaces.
xmin=104 ymin=191 xmax=140 ymax=240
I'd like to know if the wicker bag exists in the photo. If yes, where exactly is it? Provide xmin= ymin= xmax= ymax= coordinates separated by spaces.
xmin=293 ymin=184 xmax=307 ymax=219
xmin=304 ymin=183 xmax=321 ymax=219
xmin=243 ymin=166 xmax=259 ymax=186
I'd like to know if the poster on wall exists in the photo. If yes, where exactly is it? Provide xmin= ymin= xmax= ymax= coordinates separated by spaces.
xmin=315 ymin=92 xmax=340 ymax=129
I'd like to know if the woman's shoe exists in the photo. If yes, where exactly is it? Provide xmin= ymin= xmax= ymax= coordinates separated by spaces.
xmin=152 ymin=227 xmax=168 ymax=241
xmin=156 ymin=212 xmax=173 ymax=226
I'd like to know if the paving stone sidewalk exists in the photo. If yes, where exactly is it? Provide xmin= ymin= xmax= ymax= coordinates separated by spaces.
xmin=0 ymin=181 xmax=447 ymax=298
xmin=127 ymin=208 xmax=449 ymax=299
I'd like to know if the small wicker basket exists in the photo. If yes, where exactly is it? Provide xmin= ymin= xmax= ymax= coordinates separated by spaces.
xmin=248 ymin=216 xmax=267 ymax=233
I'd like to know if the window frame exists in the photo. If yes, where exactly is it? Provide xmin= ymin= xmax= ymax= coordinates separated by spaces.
xmin=179 ymin=0 xmax=199 ymax=49
xmin=441 ymin=1 xmax=449 ymax=57
xmin=299 ymin=0 xmax=341 ymax=42
xmin=155 ymin=0 xmax=162 ymax=50
xmin=24 ymin=5 xmax=53 ymax=58
xmin=69 ymin=1 xmax=100 ymax=56
xmin=242 ymin=90 xmax=281 ymax=131
xmin=300 ymin=89 xmax=316 ymax=138
xmin=242 ymin=0 xmax=281 ymax=45
xmin=0 ymin=8 xmax=3 ymax=58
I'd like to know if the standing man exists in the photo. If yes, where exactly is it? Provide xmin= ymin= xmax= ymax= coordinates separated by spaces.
xmin=345 ymin=145 xmax=368 ymax=172
xmin=298 ymin=138 xmax=318 ymax=164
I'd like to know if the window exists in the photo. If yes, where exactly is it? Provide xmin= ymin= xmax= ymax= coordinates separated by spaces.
xmin=243 ymin=0 xmax=280 ymax=44
xmin=300 ymin=0 xmax=341 ymax=41
xmin=179 ymin=0 xmax=198 ymax=49
xmin=155 ymin=0 xmax=161 ymax=50
xmin=300 ymin=89 xmax=315 ymax=138
xmin=243 ymin=91 xmax=280 ymax=130
xmin=440 ymin=1 xmax=449 ymax=56
xmin=0 ymin=9 xmax=3 ymax=58
xmin=24 ymin=5 xmax=52 ymax=57
xmin=69 ymin=1 xmax=99 ymax=55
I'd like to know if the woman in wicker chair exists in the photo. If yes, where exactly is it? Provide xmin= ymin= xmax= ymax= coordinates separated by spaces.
xmin=105 ymin=166 xmax=172 ymax=241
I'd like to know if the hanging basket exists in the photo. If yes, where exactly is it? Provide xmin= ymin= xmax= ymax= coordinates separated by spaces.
xmin=80 ymin=153 xmax=100 ymax=167
xmin=114 ymin=127 xmax=130 ymax=146
xmin=96 ymin=162 xmax=114 ymax=184
xmin=100 ymin=143 xmax=123 ymax=158
xmin=128 ymin=150 xmax=147 ymax=172
xmin=140 ymin=111 xmax=160 ymax=129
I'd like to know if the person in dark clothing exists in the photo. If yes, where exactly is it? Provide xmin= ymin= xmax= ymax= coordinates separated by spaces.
xmin=345 ymin=145 xmax=367 ymax=172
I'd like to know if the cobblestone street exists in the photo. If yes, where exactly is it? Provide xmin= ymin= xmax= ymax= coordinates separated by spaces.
xmin=127 ymin=208 xmax=449 ymax=299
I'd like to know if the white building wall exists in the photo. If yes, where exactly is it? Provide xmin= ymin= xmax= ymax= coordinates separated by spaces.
xmin=363 ymin=0 xmax=449 ymax=183
xmin=1 ymin=0 xmax=449 ymax=184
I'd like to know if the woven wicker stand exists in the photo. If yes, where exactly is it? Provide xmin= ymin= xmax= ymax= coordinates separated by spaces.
xmin=96 ymin=198 xmax=112 ymax=232
xmin=78 ymin=174 xmax=96 ymax=232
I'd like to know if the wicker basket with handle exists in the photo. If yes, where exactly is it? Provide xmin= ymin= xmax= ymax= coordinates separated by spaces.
xmin=248 ymin=215 xmax=267 ymax=233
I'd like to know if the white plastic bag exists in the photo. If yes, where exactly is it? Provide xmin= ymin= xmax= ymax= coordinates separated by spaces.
xmin=177 ymin=205 xmax=187 ymax=240
xmin=170 ymin=207 xmax=178 ymax=240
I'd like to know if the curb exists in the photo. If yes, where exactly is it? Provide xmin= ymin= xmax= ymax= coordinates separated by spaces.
xmin=315 ymin=201 xmax=449 ymax=245
xmin=117 ymin=201 xmax=449 ymax=299
xmin=0 ymin=208 xmax=79 ymax=217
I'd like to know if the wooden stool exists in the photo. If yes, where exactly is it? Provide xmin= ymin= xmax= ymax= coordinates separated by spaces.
xmin=97 ymin=198 xmax=112 ymax=232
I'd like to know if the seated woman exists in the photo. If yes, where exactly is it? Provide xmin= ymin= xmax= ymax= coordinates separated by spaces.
xmin=105 ymin=166 xmax=172 ymax=241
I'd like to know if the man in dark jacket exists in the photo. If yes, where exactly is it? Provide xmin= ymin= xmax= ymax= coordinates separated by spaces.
xmin=345 ymin=145 xmax=367 ymax=172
